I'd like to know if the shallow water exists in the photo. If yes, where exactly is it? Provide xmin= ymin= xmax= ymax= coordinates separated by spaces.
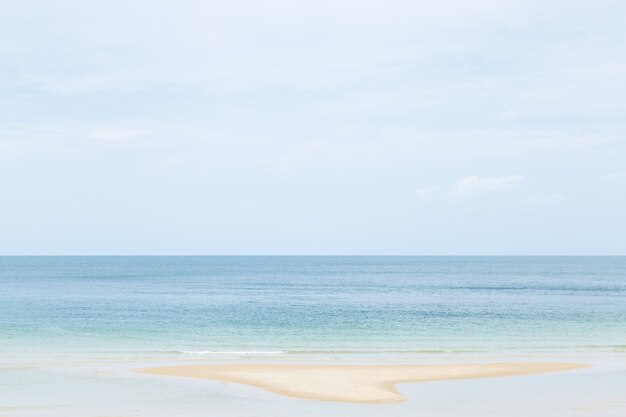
xmin=2 ymin=256 xmax=625 ymax=359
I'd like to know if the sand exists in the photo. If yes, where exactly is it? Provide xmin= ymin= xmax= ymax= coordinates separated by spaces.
xmin=139 ymin=362 xmax=589 ymax=403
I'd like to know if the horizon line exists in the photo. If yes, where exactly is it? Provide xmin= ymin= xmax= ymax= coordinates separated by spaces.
xmin=1 ymin=254 xmax=625 ymax=257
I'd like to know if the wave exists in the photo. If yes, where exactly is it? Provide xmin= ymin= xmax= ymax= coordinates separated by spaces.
xmin=176 ymin=349 xmax=483 ymax=356
xmin=178 ymin=350 xmax=286 ymax=356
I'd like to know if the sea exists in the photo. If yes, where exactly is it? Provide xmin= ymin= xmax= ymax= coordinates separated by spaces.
xmin=1 ymin=256 xmax=625 ymax=416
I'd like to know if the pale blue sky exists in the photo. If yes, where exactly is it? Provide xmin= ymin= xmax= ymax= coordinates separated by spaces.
xmin=1 ymin=0 xmax=625 ymax=255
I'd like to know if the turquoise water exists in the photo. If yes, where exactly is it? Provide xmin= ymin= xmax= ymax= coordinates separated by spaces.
xmin=2 ymin=256 xmax=625 ymax=359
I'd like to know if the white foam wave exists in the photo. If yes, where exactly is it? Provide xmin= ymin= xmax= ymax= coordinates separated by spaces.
xmin=179 ymin=350 xmax=285 ymax=356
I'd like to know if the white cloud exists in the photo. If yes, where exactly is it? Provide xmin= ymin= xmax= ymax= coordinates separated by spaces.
xmin=453 ymin=175 xmax=524 ymax=195
xmin=416 ymin=175 xmax=523 ymax=201
xmin=525 ymin=194 xmax=564 ymax=204
xmin=595 ymin=172 xmax=626 ymax=182
xmin=42 ymin=73 xmax=153 ymax=95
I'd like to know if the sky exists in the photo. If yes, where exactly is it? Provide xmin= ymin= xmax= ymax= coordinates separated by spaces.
xmin=1 ymin=0 xmax=625 ymax=255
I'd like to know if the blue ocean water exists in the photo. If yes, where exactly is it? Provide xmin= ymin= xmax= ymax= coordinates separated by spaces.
xmin=1 ymin=256 xmax=625 ymax=359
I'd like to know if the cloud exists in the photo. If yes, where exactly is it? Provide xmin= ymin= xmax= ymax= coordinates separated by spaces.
xmin=416 ymin=175 xmax=523 ymax=201
xmin=453 ymin=175 xmax=524 ymax=195
xmin=595 ymin=172 xmax=626 ymax=183
xmin=525 ymin=194 xmax=564 ymax=204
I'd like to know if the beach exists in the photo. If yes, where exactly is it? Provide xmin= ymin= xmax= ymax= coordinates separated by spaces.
xmin=139 ymin=362 xmax=589 ymax=403
xmin=3 ymin=0 xmax=625 ymax=413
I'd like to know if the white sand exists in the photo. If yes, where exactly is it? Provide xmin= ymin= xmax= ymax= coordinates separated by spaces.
xmin=139 ymin=362 xmax=589 ymax=403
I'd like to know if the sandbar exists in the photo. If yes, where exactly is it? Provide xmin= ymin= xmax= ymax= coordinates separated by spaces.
xmin=139 ymin=362 xmax=589 ymax=403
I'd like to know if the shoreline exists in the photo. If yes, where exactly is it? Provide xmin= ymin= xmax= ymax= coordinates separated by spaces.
xmin=139 ymin=362 xmax=590 ymax=403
